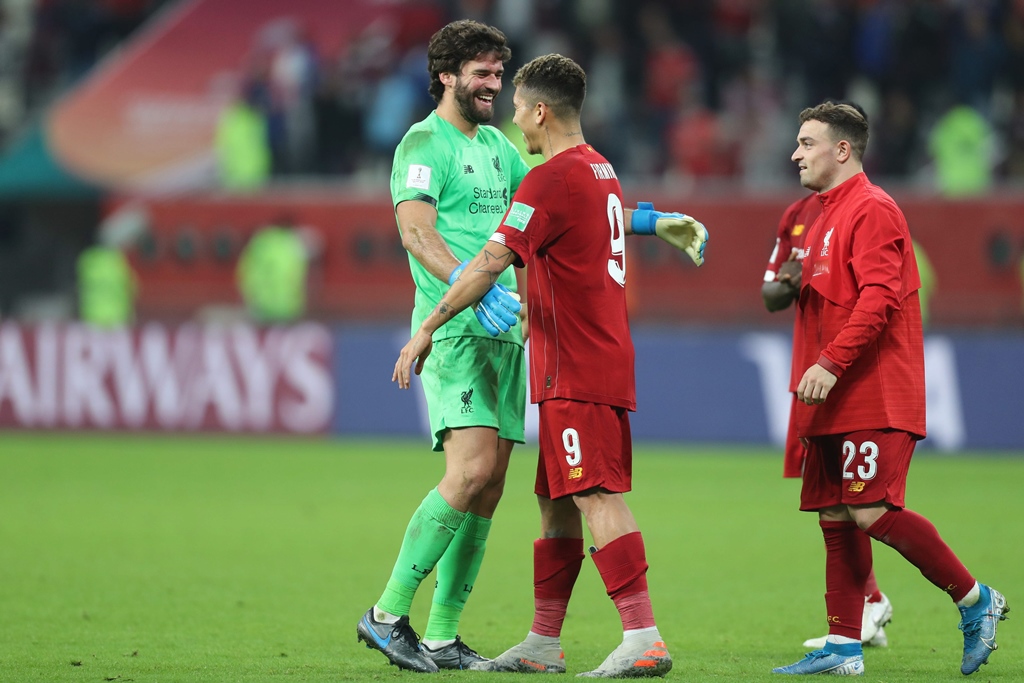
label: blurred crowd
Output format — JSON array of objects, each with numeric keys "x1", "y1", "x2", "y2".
[
  {"x1": 225, "y1": 0, "x2": 1024, "y2": 194},
  {"x1": 5, "y1": 0, "x2": 1024, "y2": 193},
  {"x1": 0, "y1": 0, "x2": 168, "y2": 147}
]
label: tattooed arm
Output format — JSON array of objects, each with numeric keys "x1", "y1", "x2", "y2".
[{"x1": 393, "y1": 243, "x2": 519, "y2": 388}]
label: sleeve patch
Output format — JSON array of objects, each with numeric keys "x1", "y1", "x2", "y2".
[
  {"x1": 406, "y1": 164, "x2": 432, "y2": 190},
  {"x1": 503, "y1": 201, "x2": 535, "y2": 231}
]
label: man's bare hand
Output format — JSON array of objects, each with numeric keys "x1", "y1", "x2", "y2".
[
  {"x1": 393, "y1": 330, "x2": 434, "y2": 389},
  {"x1": 797, "y1": 363, "x2": 837, "y2": 405}
]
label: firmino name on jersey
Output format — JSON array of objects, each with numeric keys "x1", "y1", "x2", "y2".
[{"x1": 590, "y1": 162, "x2": 617, "y2": 180}]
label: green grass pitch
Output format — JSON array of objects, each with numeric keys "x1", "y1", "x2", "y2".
[{"x1": 1, "y1": 433, "x2": 1021, "y2": 682}]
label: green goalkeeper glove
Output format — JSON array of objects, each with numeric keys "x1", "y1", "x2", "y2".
[{"x1": 632, "y1": 201, "x2": 708, "y2": 266}]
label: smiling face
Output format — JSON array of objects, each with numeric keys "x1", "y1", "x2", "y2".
[
  {"x1": 792, "y1": 118, "x2": 840, "y2": 192},
  {"x1": 450, "y1": 54, "x2": 504, "y2": 125},
  {"x1": 511, "y1": 88, "x2": 539, "y2": 155}
]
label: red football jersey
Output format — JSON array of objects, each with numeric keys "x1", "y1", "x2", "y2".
[
  {"x1": 792, "y1": 173, "x2": 926, "y2": 438},
  {"x1": 765, "y1": 193, "x2": 822, "y2": 478},
  {"x1": 491, "y1": 144, "x2": 635, "y2": 410},
  {"x1": 764, "y1": 193, "x2": 821, "y2": 282}
]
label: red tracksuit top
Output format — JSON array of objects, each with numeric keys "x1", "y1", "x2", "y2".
[{"x1": 791, "y1": 172, "x2": 926, "y2": 439}]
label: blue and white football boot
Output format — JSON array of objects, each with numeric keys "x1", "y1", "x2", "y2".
[
  {"x1": 959, "y1": 584, "x2": 1009, "y2": 675},
  {"x1": 773, "y1": 642, "x2": 864, "y2": 676}
]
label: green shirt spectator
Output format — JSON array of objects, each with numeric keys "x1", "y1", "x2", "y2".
[
  {"x1": 77, "y1": 245, "x2": 137, "y2": 327},
  {"x1": 928, "y1": 104, "x2": 993, "y2": 197},
  {"x1": 236, "y1": 225, "x2": 308, "y2": 324},
  {"x1": 215, "y1": 93, "x2": 271, "y2": 190}
]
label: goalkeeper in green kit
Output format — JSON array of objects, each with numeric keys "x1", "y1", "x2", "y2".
[{"x1": 357, "y1": 20, "x2": 708, "y2": 674}]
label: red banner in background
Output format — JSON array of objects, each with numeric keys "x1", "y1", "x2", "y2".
[
  {"x1": 121, "y1": 190, "x2": 1024, "y2": 328},
  {"x1": 124, "y1": 189, "x2": 412, "y2": 321},
  {"x1": 0, "y1": 322, "x2": 333, "y2": 433}
]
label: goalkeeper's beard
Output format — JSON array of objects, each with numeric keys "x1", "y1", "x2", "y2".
[{"x1": 455, "y1": 81, "x2": 496, "y2": 125}]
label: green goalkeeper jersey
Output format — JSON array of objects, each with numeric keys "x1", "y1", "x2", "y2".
[{"x1": 391, "y1": 111, "x2": 530, "y2": 345}]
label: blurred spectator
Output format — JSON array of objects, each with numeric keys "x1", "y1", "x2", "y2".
[
  {"x1": 949, "y1": 2, "x2": 1000, "y2": 116},
  {"x1": 798, "y1": 0, "x2": 857, "y2": 105},
  {"x1": 0, "y1": 4, "x2": 29, "y2": 148},
  {"x1": 636, "y1": 3, "x2": 701, "y2": 175},
  {"x1": 928, "y1": 103, "x2": 994, "y2": 197},
  {"x1": 868, "y1": 90, "x2": 919, "y2": 178},
  {"x1": 265, "y1": 18, "x2": 320, "y2": 175},
  {"x1": 667, "y1": 106, "x2": 739, "y2": 180},
  {"x1": 214, "y1": 81, "x2": 271, "y2": 191},
  {"x1": 1001, "y1": 0, "x2": 1024, "y2": 95},
  {"x1": 364, "y1": 47, "x2": 431, "y2": 172},
  {"x1": 236, "y1": 218, "x2": 308, "y2": 325},
  {"x1": 76, "y1": 204, "x2": 147, "y2": 328},
  {"x1": 77, "y1": 243, "x2": 136, "y2": 326},
  {"x1": 579, "y1": 20, "x2": 628, "y2": 170},
  {"x1": 1000, "y1": 91, "x2": 1024, "y2": 179},
  {"x1": 313, "y1": 49, "x2": 366, "y2": 175}
]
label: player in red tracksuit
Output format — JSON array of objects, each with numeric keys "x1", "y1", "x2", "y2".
[
  {"x1": 394, "y1": 53, "x2": 707, "y2": 680},
  {"x1": 773, "y1": 102, "x2": 1008, "y2": 678},
  {"x1": 763, "y1": 189, "x2": 894, "y2": 650}
]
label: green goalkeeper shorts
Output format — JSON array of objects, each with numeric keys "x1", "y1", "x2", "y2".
[{"x1": 420, "y1": 335, "x2": 526, "y2": 452}]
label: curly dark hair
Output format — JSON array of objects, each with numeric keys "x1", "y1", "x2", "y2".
[
  {"x1": 512, "y1": 54, "x2": 586, "y2": 120},
  {"x1": 426, "y1": 20, "x2": 511, "y2": 104},
  {"x1": 799, "y1": 102, "x2": 870, "y2": 161}
]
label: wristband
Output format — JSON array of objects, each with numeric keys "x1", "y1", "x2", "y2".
[
  {"x1": 448, "y1": 260, "x2": 470, "y2": 286},
  {"x1": 631, "y1": 201, "x2": 658, "y2": 235}
]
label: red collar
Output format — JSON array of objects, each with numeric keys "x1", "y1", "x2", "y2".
[{"x1": 818, "y1": 172, "x2": 869, "y2": 210}]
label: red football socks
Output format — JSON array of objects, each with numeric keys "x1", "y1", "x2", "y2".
[
  {"x1": 821, "y1": 520, "x2": 872, "y2": 640},
  {"x1": 866, "y1": 508, "x2": 975, "y2": 603},
  {"x1": 530, "y1": 537, "x2": 585, "y2": 637},
  {"x1": 592, "y1": 531, "x2": 656, "y2": 631}
]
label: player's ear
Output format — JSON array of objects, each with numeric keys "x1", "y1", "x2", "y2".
[
  {"x1": 439, "y1": 71, "x2": 456, "y2": 89},
  {"x1": 836, "y1": 140, "x2": 852, "y2": 163},
  {"x1": 535, "y1": 101, "x2": 549, "y2": 124}
]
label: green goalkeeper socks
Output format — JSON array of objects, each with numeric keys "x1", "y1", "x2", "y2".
[
  {"x1": 423, "y1": 512, "x2": 492, "y2": 642},
  {"x1": 376, "y1": 488, "x2": 466, "y2": 617}
]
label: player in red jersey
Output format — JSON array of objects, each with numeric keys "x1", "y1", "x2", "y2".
[
  {"x1": 763, "y1": 189, "x2": 894, "y2": 650},
  {"x1": 772, "y1": 102, "x2": 1008, "y2": 677},
  {"x1": 394, "y1": 53, "x2": 706, "y2": 679}
]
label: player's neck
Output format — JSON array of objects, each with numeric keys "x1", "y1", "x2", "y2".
[
  {"x1": 436, "y1": 100, "x2": 481, "y2": 138},
  {"x1": 540, "y1": 122, "x2": 585, "y2": 160},
  {"x1": 819, "y1": 165, "x2": 864, "y2": 194}
]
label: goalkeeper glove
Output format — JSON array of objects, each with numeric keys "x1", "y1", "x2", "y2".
[
  {"x1": 475, "y1": 283, "x2": 521, "y2": 336},
  {"x1": 632, "y1": 201, "x2": 709, "y2": 266},
  {"x1": 448, "y1": 260, "x2": 522, "y2": 336}
]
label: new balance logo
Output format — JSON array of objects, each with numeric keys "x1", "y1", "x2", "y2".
[
  {"x1": 464, "y1": 165, "x2": 475, "y2": 174},
  {"x1": 461, "y1": 388, "x2": 474, "y2": 414},
  {"x1": 848, "y1": 481, "x2": 865, "y2": 492}
]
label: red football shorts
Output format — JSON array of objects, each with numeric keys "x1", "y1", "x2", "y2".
[
  {"x1": 800, "y1": 428, "x2": 917, "y2": 511},
  {"x1": 535, "y1": 399, "x2": 633, "y2": 500}
]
